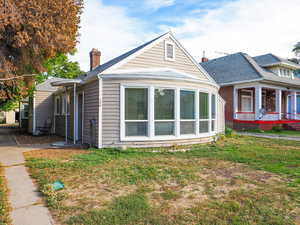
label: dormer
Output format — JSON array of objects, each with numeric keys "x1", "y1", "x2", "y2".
[{"x1": 253, "y1": 53, "x2": 300, "y2": 79}]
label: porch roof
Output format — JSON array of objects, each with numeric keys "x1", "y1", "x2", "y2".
[{"x1": 51, "y1": 79, "x2": 82, "y2": 87}]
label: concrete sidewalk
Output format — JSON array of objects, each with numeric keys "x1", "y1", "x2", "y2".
[
  {"x1": 0, "y1": 146, "x2": 55, "y2": 225},
  {"x1": 238, "y1": 132, "x2": 300, "y2": 141}
]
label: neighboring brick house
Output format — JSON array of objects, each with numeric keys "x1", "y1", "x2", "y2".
[{"x1": 201, "y1": 53, "x2": 300, "y2": 130}]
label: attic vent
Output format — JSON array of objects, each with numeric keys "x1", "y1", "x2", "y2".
[{"x1": 165, "y1": 41, "x2": 175, "y2": 61}]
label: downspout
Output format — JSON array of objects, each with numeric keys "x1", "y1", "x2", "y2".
[{"x1": 73, "y1": 83, "x2": 76, "y2": 144}]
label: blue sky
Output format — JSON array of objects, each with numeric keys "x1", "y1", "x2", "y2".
[{"x1": 71, "y1": 0, "x2": 300, "y2": 71}]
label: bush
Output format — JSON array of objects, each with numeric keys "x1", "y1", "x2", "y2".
[
  {"x1": 225, "y1": 127, "x2": 233, "y2": 137},
  {"x1": 272, "y1": 126, "x2": 283, "y2": 132}
]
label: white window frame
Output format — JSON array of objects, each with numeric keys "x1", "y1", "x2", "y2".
[
  {"x1": 179, "y1": 89, "x2": 197, "y2": 136},
  {"x1": 240, "y1": 90, "x2": 253, "y2": 112},
  {"x1": 54, "y1": 96, "x2": 61, "y2": 116},
  {"x1": 199, "y1": 91, "x2": 210, "y2": 134},
  {"x1": 61, "y1": 94, "x2": 70, "y2": 115},
  {"x1": 165, "y1": 41, "x2": 176, "y2": 62},
  {"x1": 120, "y1": 83, "x2": 217, "y2": 141}
]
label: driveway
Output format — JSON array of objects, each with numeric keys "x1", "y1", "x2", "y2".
[{"x1": 0, "y1": 130, "x2": 54, "y2": 225}]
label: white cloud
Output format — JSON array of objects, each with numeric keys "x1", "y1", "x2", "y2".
[
  {"x1": 166, "y1": 0, "x2": 300, "y2": 62},
  {"x1": 144, "y1": 0, "x2": 175, "y2": 10},
  {"x1": 70, "y1": 0, "x2": 154, "y2": 71}
]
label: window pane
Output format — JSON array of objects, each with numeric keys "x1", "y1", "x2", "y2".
[
  {"x1": 155, "y1": 89, "x2": 174, "y2": 120},
  {"x1": 180, "y1": 121, "x2": 195, "y2": 135},
  {"x1": 211, "y1": 94, "x2": 216, "y2": 119},
  {"x1": 126, "y1": 122, "x2": 147, "y2": 136},
  {"x1": 125, "y1": 88, "x2": 148, "y2": 120},
  {"x1": 167, "y1": 44, "x2": 174, "y2": 59},
  {"x1": 297, "y1": 96, "x2": 300, "y2": 114},
  {"x1": 211, "y1": 120, "x2": 215, "y2": 132},
  {"x1": 180, "y1": 90, "x2": 195, "y2": 119},
  {"x1": 155, "y1": 122, "x2": 174, "y2": 135},
  {"x1": 199, "y1": 121, "x2": 209, "y2": 133},
  {"x1": 199, "y1": 92, "x2": 209, "y2": 119}
]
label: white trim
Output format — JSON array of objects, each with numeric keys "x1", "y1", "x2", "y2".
[
  {"x1": 73, "y1": 83, "x2": 76, "y2": 144},
  {"x1": 75, "y1": 91, "x2": 84, "y2": 143},
  {"x1": 65, "y1": 88, "x2": 68, "y2": 143},
  {"x1": 32, "y1": 95, "x2": 36, "y2": 134},
  {"x1": 98, "y1": 78, "x2": 102, "y2": 148},
  {"x1": 100, "y1": 74, "x2": 219, "y2": 89},
  {"x1": 120, "y1": 83, "x2": 217, "y2": 142},
  {"x1": 165, "y1": 40, "x2": 176, "y2": 61}
]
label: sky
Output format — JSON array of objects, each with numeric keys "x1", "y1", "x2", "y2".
[{"x1": 71, "y1": 0, "x2": 300, "y2": 71}]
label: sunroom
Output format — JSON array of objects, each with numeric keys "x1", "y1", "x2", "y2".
[
  {"x1": 119, "y1": 81, "x2": 219, "y2": 142},
  {"x1": 233, "y1": 84, "x2": 300, "y2": 122}
]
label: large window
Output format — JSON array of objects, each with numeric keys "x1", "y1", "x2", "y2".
[
  {"x1": 125, "y1": 88, "x2": 148, "y2": 136},
  {"x1": 199, "y1": 92, "x2": 209, "y2": 133},
  {"x1": 155, "y1": 89, "x2": 175, "y2": 136},
  {"x1": 211, "y1": 94, "x2": 216, "y2": 132},
  {"x1": 180, "y1": 90, "x2": 195, "y2": 135},
  {"x1": 122, "y1": 86, "x2": 217, "y2": 140}
]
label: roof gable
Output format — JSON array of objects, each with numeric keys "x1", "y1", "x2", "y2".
[{"x1": 85, "y1": 32, "x2": 216, "y2": 84}]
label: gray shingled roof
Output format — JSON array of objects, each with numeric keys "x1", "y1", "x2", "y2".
[
  {"x1": 36, "y1": 78, "x2": 66, "y2": 92},
  {"x1": 84, "y1": 33, "x2": 167, "y2": 80},
  {"x1": 200, "y1": 52, "x2": 300, "y2": 87},
  {"x1": 200, "y1": 53, "x2": 262, "y2": 84},
  {"x1": 253, "y1": 53, "x2": 300, "y2": 68}
]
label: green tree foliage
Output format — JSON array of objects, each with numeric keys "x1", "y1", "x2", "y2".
[{"x1": 37, "y1": 53, "x2": 84, "y2": 83}]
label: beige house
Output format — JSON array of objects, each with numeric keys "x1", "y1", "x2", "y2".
[{"x1": 31, "y1": 32, "x2": 225, "y2": 148}]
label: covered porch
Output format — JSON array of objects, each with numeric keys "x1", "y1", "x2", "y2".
[{"x1": 233, "y1": 84, "x2": 300, "y2": 123}]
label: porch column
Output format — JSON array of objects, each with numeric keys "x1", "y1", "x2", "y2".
[
  {"x1": 291, "y1": 91, "x2": 297, "y2": 120},
  {"x1": 276, "y1": 89, "x2": 282, "y2": 120},
  {"x1": 255, "y1": 86, "x2": 262, "y2": 120},
  {"x1": 233, "y1": 87, "x2": 238, "y2": 119}
]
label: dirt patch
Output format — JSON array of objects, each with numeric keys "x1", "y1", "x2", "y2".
[
  {"x1": 24, "y1": 149, "x2": 88, "y2": 160},
  {"x1": 16, "y1": 134, "x2": 64, "y2": 145}
]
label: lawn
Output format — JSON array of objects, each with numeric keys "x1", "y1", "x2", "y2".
[
  {"x1": 0, "y1": 164, "x2": 10, "y2": 225},
  {"x1": 25, "y1": 135, "x2": 300, "y2": 225}
]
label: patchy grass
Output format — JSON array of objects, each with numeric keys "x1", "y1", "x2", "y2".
[
  {"x1": 25, "y1": 136, "x2": 300, "y2": 224},
  {"x1": 0, "y1": 165, "x2": 10, "y2": 225}
]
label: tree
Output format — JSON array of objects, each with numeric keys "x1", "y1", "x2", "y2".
[
  {"x1": 293, "y1": 42, "x2": 300, "y2": 58},
  {"x1": 0, "y1": 0, "x2": 83, "y2": 109},
  {"x1": 37, "y1": 53, "x2": 84, "y2": 83}
]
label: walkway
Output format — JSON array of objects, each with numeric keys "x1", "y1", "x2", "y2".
[
  {"x1": 238, "y1": 132, "x2": 300, "y2": 141},
  {"x1": 0, "y1": 130, "x2": 54, "y2": 225}
]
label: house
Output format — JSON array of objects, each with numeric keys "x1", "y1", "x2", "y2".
[
  {"x1": 23, "y1": 77, "x2": 65, "y2": 134},
  {"x1": 201, "y1": 52, "x2": 300, "y2": 130},
  {"x1": 46, "y1": 32, "x2": 225, "y2": 148}
]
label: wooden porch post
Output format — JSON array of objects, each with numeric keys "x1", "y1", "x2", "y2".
[
  {"x1": 276, "y1": 89, "x2": 282, "y2": 120},
  {"x1": 255, "y1": 86, "x2": 262, "y2": 120},
  {"x1": 233, "y1": 87, "x2": 238, "y2": 119}
]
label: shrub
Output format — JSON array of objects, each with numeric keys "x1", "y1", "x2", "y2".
[
  {"x1": 225, "y1": 127, "x2": 233, "y2": 137},
  {"x1": 272, "y1": 126, "x2": 283, "y2": 132}
]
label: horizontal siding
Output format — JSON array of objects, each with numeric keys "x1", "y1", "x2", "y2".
[
  {"x1": 82, "y1": 81, "x2": 99, "y2": 146},
  {"x1": 118, "y1": 37, "x2": 209, "y2": 81},
  {"x1": 102, "y1": 79, "x2": 220, "y2": 147},
  {"x1": 35, "y1": 91, "x2": 54, "y2": 130}
]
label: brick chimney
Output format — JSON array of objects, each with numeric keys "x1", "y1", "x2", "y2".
[
  {"x1": 90, "y1": 48, "x2": 101, "y2": 71},
  {"x1": 201, "y1": 50, "x2": 209, "y2": 62}
]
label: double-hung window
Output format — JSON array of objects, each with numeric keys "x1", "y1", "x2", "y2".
[
  {"x1": 55, "y1": 96, "x2": 61, "y2": 115},
  {"x1": 199, "y1": 92, "x2": 209, "y2": 133},
  {"x1": 125, "y1": 88, "x2": 148, "y2": 137},
  {"x1": 211, "y1": 94, "x2": 216, "y2": 132},
  {"x1": 155, "y1": 88, "x2": 175, "y2": 136},
  {"x1": 180, "y1": 90, "x2": 196, "y2": 135}
]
